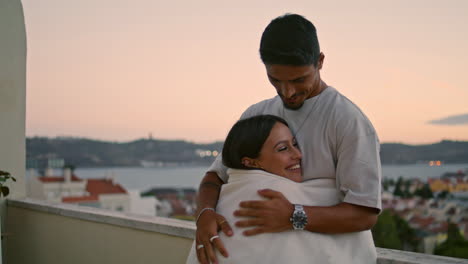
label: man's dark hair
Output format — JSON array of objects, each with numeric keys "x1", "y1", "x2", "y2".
[
  {"x1": 222, "y1": 115, "x2": 289, "y2": 170},
  {"x1": 260, "y1": 13, "x2": 320, "y2": 66}
]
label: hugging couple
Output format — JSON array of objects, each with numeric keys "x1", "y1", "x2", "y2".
[{"x1": 187, "y1": 13, "x2": 381, "y2": 264}]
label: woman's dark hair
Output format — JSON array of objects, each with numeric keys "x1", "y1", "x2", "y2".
[
  {"x1": 260, "y1": 13, "x2": 321, "y2": 66},
  {"x1": 222, "y1": 115, "x2": 289, "y2": 169}
]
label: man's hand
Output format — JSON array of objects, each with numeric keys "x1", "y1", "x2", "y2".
[
  {"x1": 196, "y1": 209, "x2": 233, "y2": 264},
  {"x1": 233, "y1": 189, "x2": 294, "y2": 236}
]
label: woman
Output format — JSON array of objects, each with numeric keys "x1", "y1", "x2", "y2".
[{"x1": 186, "y1": 115, "x2": 376, "y2": 264}]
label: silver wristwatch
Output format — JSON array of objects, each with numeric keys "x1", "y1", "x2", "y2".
[{"x1": 290, "y1": 204, "x2": 308, "y2": 230}]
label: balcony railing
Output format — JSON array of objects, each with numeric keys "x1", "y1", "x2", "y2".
[{"x1": 4, "y1": 198, "x2": 468, "y2": 264}]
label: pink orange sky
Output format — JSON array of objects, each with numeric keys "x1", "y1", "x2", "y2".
[{"x1": 23, "y1": 0, "x2": 468, "y2": 144}]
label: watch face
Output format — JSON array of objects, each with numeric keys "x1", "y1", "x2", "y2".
[{"x1": 292, "y1": 210, "x2": 308, "y2": 229}]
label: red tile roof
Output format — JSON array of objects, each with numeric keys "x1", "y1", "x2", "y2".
[
  {"x1": 38, "y1": 174, "x2": 83, "y2": 183},
  {"x1": 410, "y1": 216, "x2": 435, "y2": 229},
  {"x1": 62, "y1": 179, "x2": 127, "y2": 204},
  {"x1": 86, "y1": 178, "x2": 127, "y2": 195},
  {"x1": 62, "y1": 195, "x2": 98, "y2": 203},
  {"x1": 428, "y1": 222, "x2": 449, "y2": 233}
]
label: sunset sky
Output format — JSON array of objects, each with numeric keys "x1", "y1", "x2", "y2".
[{"x1": 23, "y1": 0, "x2": 468, "y2": 144}]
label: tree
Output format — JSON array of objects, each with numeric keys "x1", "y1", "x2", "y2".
[
  {"x1": 383, "y1": 179, "x2": 389, "y2": 191},
  {"x1": 393, "y1": 177, "x2": 404, "y2": 197},
  {"x1": 382, "y1": 178, "x2": 396, "y2": 192},
  {"x1": 434, "y1": 223, "x2": 468, "y2": 259},
  {"x1": 403, "y1": 180, "x2": 413, "y2": 198},
  {"x1": 393, "y1": 213, "x2": 419, "y2": 251},
  {"x1": 372, "y1": 209, "x2": 420, "y2": 252},
  {"x1": 437, "y1": 190, "x2": 451, "y2": 199},
  {"x1": 414, "y1": 183, "x2": 434, "y2": 199},
  {"x1": 372, "y1": 210, "x2": 402, "y2": 249}
]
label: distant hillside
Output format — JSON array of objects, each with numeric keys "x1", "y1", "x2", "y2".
[
  {"x1": 380, "y1": 140, "x2": 468, "y2": 164},
  {"x1": 27, "y1": 137, "x2": 223, "y2": 167},
  {"x1": 26, "y1": 137, "x2": 468, "y2": 167}
]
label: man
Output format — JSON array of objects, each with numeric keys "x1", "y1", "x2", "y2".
[{"x1": 195, "y1": 14, "x2": 381, "y2": 264}]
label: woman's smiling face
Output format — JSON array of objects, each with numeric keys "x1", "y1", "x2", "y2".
[{"x1": 248, "y1": 122, "x2": 302, "y2": 182}]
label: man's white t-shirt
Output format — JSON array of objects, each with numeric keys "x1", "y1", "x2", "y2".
[{"x1": 209, "y1": 86, "x2": 382, "y2": 211}]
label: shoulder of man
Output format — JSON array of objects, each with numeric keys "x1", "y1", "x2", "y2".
[
  {"x1": 240, "y1": 96, "x2": 280, "y2": 120},
  {"x1": 327, "y1": 88, "x2": 377, "y2": 136},
  {"x1": 335, "y1": 88, "x2": 370, "y2": 123}
]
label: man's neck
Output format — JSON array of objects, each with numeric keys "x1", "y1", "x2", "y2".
[{"x1": 308, "y1": 80, "x2": 328, "y2": 99}]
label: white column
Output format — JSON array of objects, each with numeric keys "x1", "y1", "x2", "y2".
[
  {"x1": 0, "y1": 1, "x2": 26, "y2": 261},
  {"x1": 0, "y1": 0, "x2": 27, "y2": 199}
]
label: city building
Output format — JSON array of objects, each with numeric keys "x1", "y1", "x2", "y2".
[
  {"x1": 27, "y1": 168, "x2": 130, "y2": 212},
  {"x1": 429, "y1": 178, "x2": 468, "y2": 193}
]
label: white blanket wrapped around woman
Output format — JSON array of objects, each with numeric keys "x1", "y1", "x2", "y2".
[{"x1": 186, "y1": 169, "x2": 377, "y2": 264}]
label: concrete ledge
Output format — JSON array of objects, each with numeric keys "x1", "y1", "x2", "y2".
[
  {"x1": 7, "y1": 198, "x2": 468, "y2": 264},
  {"x1": 7, "y1": 197, "x2": 196, "y2": 239},
  {"x1": 377, "y1": 247, "x2": 468, "y2": 264}
]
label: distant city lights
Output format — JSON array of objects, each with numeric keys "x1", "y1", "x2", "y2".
[
  {"x1": 196, "y1": 149, "x2": 219, "y2": 158},
  {"x1": 428, "y1": 160, "x2": 442, "y2": 166}
]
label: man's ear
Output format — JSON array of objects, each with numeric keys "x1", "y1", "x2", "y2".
[
  {"x1": 241, "y1": 157, "x2": 259, "y2": 168},
  {"x1": 317, "y1": 52, "x2": 325, "y2": 70}
]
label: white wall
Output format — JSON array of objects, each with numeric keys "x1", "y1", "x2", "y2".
[
  {"x1": 26, "y1": 175, "x2": 46, "y2": 200},
  {"x1": 42, "y1": 181, "x2": 88, "y2": 200},
  {"x1": 0, "y1": 0, "x2": 27, "y2": 198},
  {"x1": 0, "y1": 1, "x2": 27, "y2": 262},
  {"x1": 6, "y1": 200, "x2": 194, "y2": 264},
  {"x1": 99, "y1": 193, "x2": 131, "y2": 212}
]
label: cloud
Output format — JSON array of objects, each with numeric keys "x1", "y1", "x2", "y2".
[{"x1": 428, "y1": 113, "x2": 468, "y2": 126}]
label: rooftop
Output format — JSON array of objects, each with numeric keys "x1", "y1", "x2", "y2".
[
  {"x1": 38, "y1": 174, "x2": 83, "y2": 183},
  {"x1": 6, "y1": 198, "x2": 468, "y2": 264},
  {"x1": 86, "y1": 178, "x2": 127, "y2": 195}
]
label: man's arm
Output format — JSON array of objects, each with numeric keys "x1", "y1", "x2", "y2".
[
  {"x1": 304, "y1": 202, "x2": 378, "y2": 233},
  {"x1": 195, "y1": 172, "x2": 233, "y2": 264},
  {"x1": 234, "y1": 189, "x2": 378, "y2": 236}
]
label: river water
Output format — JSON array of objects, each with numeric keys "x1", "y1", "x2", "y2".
[{"x1": 69, "y1": 163, "x2": 468, "y2": 192}]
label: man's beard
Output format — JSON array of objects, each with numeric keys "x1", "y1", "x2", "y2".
[
  {"x1": 278, "y1": 91, "x2": 305, "y2": 110},
  {"x1": 282, "y1": 101, "x2": 304, "y2": 110}
]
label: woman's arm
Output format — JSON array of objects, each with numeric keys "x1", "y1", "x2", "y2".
[{"x1": 195, "y1": 171, "x2": 233, "y2": 264}]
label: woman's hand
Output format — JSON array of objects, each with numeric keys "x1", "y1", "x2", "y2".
[
  {"x1": 196, "y1": 209, "x2": 233, "y2": 264},
  {"x1": 233, "y1": 189, "x2": 294, "y2": 236}
]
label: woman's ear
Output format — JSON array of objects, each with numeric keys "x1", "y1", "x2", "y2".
[{"x1": 241, "y1": 157, "x2": 259, "y2": 168}]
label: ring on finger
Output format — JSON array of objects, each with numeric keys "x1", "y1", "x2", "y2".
[
  {"x1": 209, "y1": 235, "x2": 220, "y2": 243},
  {"x1": 218, "y1": 220, "x2": 227, "y2": 225},
  {"x1": 196, "y1": 244, "x2": 204, "y2": 250}
]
